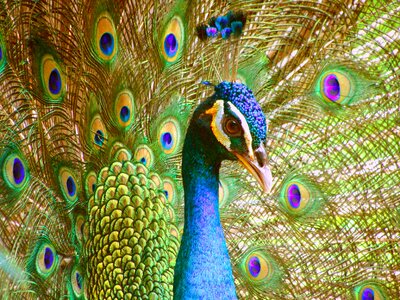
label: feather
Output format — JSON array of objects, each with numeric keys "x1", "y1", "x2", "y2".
[{"x1": 0, "y1": 0, "x2": 399, "y2": 299}]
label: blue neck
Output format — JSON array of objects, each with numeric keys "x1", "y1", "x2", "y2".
[{"x1": 173, "y1": 128, "x2": 237, "y2": 299}]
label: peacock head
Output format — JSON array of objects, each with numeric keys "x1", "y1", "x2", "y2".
[{"x1": 192, "y1": 81, "x2": 272, "y2": 192}]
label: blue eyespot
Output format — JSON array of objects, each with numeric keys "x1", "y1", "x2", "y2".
[
  {"x1": 13, "y1": 158, "x2": 25, "y2": 185},
  {"x1": 248, "y1": 256, "x2": 261, "y2": 278},
  {"x1": 92, "y1": 183, "x2": 96, "y2": 193},
  {"x1": 76, "y1": 271, "x2": 83, "y2": 290},
  {"x1": 140, "y1": 157, "x2": 147, "y2": 165},
  {"x1": 70, "y1": 267, "x2": 84, "y2": 297},
  {"x1": 164, "y1": 190, "x2": 169, "y2": 198},
  {"x1": 3, "y1": 153, "x2": 29, "y2": 189},
  {"x1": 287, "y1": 184, "x2": 301, "y2": 208},
  {"x1": 48, "y1": 68, "x2": 62, "y2": 95},
  {"x1": 361, "y1": 288, "x2": 374, "y2": 300},
  {"x1": 44, "y1": 247, "x2": 55, "y2": 269},
  {"x1": 100, "y1": 32, "x2": 114, "y2": 56},
  {"x1": 164, "y1": 33, "x2": 178, "y2": 58},
  {"x1": 0, "y1": 46, "x2": 3, "y2": 61},
  {"x1": 35, "y1": 242, "x2": 58, "y2": 278},
  {"x1": 120, "y1": 106, "x2": 130, "y2": 122},
  {"x1": 94, "y1": 130, "x2": 105, "y2": 146},
  {"x1": 323, "y1": 74, "x2": 340, "y2": 102},
  {"x1": 66, "y1": 176, "x2": 76, "y2": 197},
  {"x1": 161, "y1": 132, "x2": 173, "y2": 150}
]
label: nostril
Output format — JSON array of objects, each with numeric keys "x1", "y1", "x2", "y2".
[{"x1": 255, "y1": 146, "x2": 267, "y2": 167}]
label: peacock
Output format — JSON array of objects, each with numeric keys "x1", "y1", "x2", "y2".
[{"x1": 0, "y1": 0, "x2": 399, "y2": 299}]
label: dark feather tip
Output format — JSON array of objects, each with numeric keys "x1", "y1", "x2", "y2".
[
  {"x1": 208, "y1": 16, "x2": 216, "y2": 27},
  {"x1": 232, "y1": 11, "x2": 247, "y2": 27},
  {"x1": 196, "y1": 24, "x2": 208, "y2": 41},
  {"x1": 231, "y1": 21, "x2": 243, "y2": 37}
]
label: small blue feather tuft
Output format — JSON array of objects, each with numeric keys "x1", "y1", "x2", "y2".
[
  {"x1": 206, "y1": 27, "x2": 218, "y2": 38},
  {"x1": 220, "y1": 27, "x2": 232, "y2": 39},
  {"x1": 215, "y1": 16, "x2": 228, "y2": 31}
]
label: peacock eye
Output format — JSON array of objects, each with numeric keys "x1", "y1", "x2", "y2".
[{"x1": 223, "y1": 117, "x2": 242, "y2": 136}]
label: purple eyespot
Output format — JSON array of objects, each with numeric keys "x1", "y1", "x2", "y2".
[
  {"x1": 13, "y1": 158, "x2": 25, "y2": 185},
  {"x1": 248, "y1": 256, "x2": 261, "y2": 277},
  {"x1": 323, "y1": 74, "x2": 340, "y2": 102},
  {"x1": 44, "y1": 247, "x2": 54, "y2": 269},
  {"x1": 100, "y1": 32, "x2": 114, "y2": 56},
  {"x1": 161, "y1": 132, "x2": 173, "y2": 150},
  {"x1": 287, "y1": 184, "x2": 301, "y2": 208},
  {"x1": 48, "y1": 68, "x2": 61, "y2": 95},
  {"x1": 361, "y1": 288, "x2": 374, "y2": 300},
  {"x1": 164, "y1": 33, "x2": 178, "y2": 57}
]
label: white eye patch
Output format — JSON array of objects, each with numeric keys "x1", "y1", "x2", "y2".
[
  {"x1": 226, "y1": 102, "x2": 254, "y2": 159},
  {"x1": 205, "y1": 100, "x2": 254, "y2": 159},
  {"x1": 206, "y1": 100, "x2": 231, "y2": 150}
]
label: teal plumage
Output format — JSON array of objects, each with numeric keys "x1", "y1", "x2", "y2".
[{"x1": 0, "y1": 0, "x2": 399, "y2": 299}]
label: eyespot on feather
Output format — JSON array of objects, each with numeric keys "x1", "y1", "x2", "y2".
[
  {"x1": 115, "y1": 90, "x2": 135, "y2": 129},
  {"x1": 218, "y1": 180, "x2": 230, "y2": 207},
  {"x1": 35, "y1": 243, "x2": 58, "y2": 278},
  {"x1": 59, "y1": 168, "x2": 79, "y2": 204},
  {"x1": 85, "y1": 171, "x2": 97, "y2": 198},
  {"x1": 2, "y1": 153, "x2": 28, "y2": 190},
  {"x1": 90, "y1": 115, "x2": 107, "y2": 149},
  {"x1": 71, "y1": 266, "x2": 84, "y2": 297},
  {"x1": 317, "y1": 70, "x2": 355, "y2": 105},
  {"x1": 134, "y1": 145, "x2": 154, "y2": 168},
  {"x1": 354, "y1": 283, "x2": 386, "y2": 300},
  {"x1": 280, "y1": 178, "x2": 319, "y2": 217},
  {"x1": 161, "y1": 16, "x2": 184, "y2": 64},
  {"x1": 75, "y1": 215, "x2": 86, "y2": 244},
  {"x1": 158, "y1": 118, "x2": 181, "y2": 154},
  {"x1": 239, "y1": 249, "x2": 281, "y2": 289},
  {"x1": 162, "y1": 178, "x2": 177, "y2": 206},
  {"x1": 41, "y1": 55, "x2": 65, "y2": 101},
  {"x1": 95, "y1": 13, "x2": 117, "y2": 61}
]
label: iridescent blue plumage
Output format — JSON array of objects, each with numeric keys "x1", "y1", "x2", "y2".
[{"x1": 174, "y1": 82, "x2": 269, "y2": 299}]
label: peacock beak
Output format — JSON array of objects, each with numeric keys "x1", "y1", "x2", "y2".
[{"x1": 234, "y1": 144, "x2": 273, "y2": 193}]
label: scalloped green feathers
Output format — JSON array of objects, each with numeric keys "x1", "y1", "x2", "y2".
[{"x1": 84, "y1": 146, "x2": 179, "y2": 299}]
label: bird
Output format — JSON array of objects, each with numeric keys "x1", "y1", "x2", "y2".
[{"x1": 0, "y1": 0, "x2": 399, "y2": 299}]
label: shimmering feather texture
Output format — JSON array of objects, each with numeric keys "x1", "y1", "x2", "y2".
[{"x1": 0, "y1": 0, "x2": 399, "y2": 299}]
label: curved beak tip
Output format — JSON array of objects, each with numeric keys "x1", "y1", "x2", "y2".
[{"x1": 234, "y1": 152, "x2": 273, "y2": 194}]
